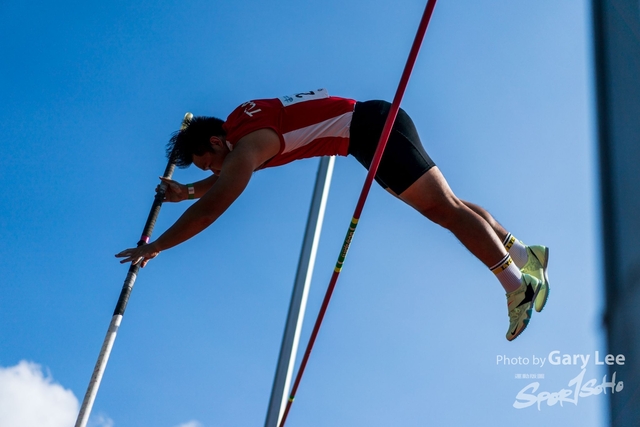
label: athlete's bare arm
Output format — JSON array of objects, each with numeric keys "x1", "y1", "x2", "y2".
[{"x1": 116, "y1": 129, "x2": 281, "y2": 266}]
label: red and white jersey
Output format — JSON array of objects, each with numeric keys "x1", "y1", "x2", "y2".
[{"x1": 222, "y1": 89, "x2": 356, "y2": 169}]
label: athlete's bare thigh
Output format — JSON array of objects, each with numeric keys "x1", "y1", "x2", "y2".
[{"x1": 396, "y1": 166, "x2": 459, "y2": 215}]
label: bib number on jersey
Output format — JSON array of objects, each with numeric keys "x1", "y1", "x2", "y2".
[{"x1": 278, "y1": 89, "x2": 329, "y2": 107}]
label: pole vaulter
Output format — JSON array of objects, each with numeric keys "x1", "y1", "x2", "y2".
[
  {"x1": 277, "y1": 1, "x2": 439, "y2": 425},
  {"x1": 74, "y1": 113, "x2": 193, "y2": 427},
  {"x1": 110, "y1": 0, "x2": 550, "y2": 419}
]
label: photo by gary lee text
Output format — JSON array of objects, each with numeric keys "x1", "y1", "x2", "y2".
[{"x1": 496, "y1": 350, "x2": 625, "y2": 369}]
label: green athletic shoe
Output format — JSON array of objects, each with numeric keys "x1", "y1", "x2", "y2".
[
  {"x1": 521, "y1": 245, "x2": 549, "y2": 312},
  {"x1": 506, "y1": 274, "x2": 541, "y2": 341}
]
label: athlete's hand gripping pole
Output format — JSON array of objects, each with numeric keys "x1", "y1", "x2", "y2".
[
  {"x1": 277, "y1": 1, "x2": 438, "y2": 425},
  {"x1": 74, "y1": 112, "x2": 193, "y2": 427}
]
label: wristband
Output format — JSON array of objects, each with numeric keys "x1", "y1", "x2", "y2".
[{"x1": 187, "y1": 184, "x2": 195, "y2": 199}]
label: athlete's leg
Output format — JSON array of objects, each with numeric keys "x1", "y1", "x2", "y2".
[
  {"x1": 397, "y1": 167, "x2": 542, "y2": 340},
  {"x1": 386, "y1": 190, "x2": 511, "y2": 254},
  {"x1": 461, "y1": 200, "x2": 534, "y2": 266},
  {"x1": 397, "y1": 167, "x2": 506, "y2": 268},
  {"x1": 462, "y1": 200, "x2": 549, "y2": 311},
  {"x1": 461, "y1": 201, "x2": 508, "y2": 242}
]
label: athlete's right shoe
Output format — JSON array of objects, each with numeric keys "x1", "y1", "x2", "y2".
[
  {"x1": 521, "y1": 245, "x2": 549, "y2": 312},
  {"x1": 506, "y1": 274, "x2": 541, "y2": 341}
]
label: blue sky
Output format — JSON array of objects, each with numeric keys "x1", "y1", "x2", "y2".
[{"x1": 0, "y1": 0, "x2": 609, "y2": 426}]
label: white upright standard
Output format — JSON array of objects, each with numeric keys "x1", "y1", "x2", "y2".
[{"x1": 264, "y1": 156, "x2": 335, "y2": 427}]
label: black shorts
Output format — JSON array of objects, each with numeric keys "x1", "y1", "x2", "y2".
[{"x1": 348, "y1": 100, "x2": 436, "y2": 195}]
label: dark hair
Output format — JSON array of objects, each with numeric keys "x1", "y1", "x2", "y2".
[{"x1": 166, "y1": 116, "x2": 226, "y2": 167}]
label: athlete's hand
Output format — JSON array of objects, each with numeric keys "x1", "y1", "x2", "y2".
[
  {"x1": 157, "y1": 177, "x2": 187, "y2": 202},
  {"x1": 115, "y1": 242, "x2": 161, "y2": 267}
]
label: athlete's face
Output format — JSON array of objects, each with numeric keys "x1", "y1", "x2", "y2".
[{"x1": 192, "y1": 136, "x2": 229, "y2": 174}]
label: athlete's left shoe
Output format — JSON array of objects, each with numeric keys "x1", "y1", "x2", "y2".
[
  {"x1": 521, "y1": 245, "x2": 550, "y2": 312},
  {"x1": 506, "y1": 274, "x2": 541, "y2": 341}
]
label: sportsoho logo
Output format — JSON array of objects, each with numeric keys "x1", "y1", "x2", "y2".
[{"x1": 496, "y1": 350, "x2": 625, "y2": 410}]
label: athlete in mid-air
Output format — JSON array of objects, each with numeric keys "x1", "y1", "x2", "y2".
[{"x1": 116, "y1": 89, "x2": 550, "y2": 341}]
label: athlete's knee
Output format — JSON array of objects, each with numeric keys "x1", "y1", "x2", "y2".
[{"x1": 419, "y1": 197, "x2": 465, "y2": 229}]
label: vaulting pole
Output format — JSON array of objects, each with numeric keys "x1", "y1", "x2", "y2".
[
  {"x1": 74, "y1": 112, "x2": 193, "y2": 427},
  {"x1": 265, "y1": 156, "x2": 335, "y2": 427},
  {"x1": 278, "y1": 1, "x2": 438, "y2": 425}
]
